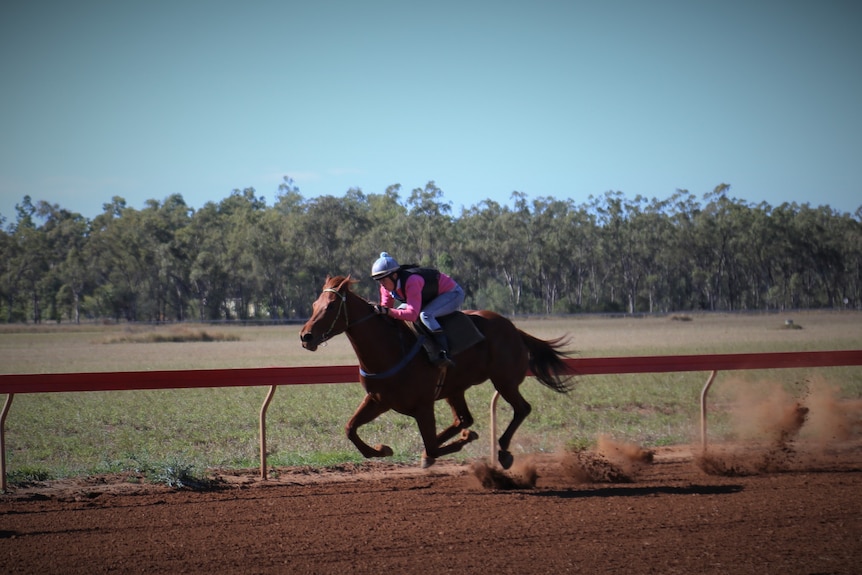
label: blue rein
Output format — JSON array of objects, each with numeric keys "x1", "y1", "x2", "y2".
[
  {"x1": 359, "y1": 335, "x2": 426, "y2": 379},
  {"x1": 322, "y1": 285, "x2": 425, "y2": 379}
]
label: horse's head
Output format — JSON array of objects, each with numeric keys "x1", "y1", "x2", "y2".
[{"x1": 300, "y1": 275, "x2": 358, "y2": 351}]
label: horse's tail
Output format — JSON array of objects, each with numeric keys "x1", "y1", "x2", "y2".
[{"x1": 519, "y1": 331, "x2": 576, "y2": 393}]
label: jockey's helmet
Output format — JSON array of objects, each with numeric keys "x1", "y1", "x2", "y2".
[{"x1": 371, "y1": 252, "x2": 400, "y2": 280}]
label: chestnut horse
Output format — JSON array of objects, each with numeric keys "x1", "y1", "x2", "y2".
[{"x1": 299, "y1": 275, "x2": 575, "y2": 469}]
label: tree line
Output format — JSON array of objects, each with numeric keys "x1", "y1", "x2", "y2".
[{"x1": 1, "y1": 178, "x2": 860, "y2": 323}]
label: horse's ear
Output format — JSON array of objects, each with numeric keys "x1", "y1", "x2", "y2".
[{"x1": 338, "y1": 275, "x2": 353, "y2": 292}]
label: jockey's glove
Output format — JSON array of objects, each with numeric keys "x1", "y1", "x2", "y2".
[{"x1": 373, "y1": 304, "x2": 390, "y2": 316}]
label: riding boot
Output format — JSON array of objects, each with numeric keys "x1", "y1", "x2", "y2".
[{"x1": 432, "y1": 331, "x2": 455, "y2": 368}]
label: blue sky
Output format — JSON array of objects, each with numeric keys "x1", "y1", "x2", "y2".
[{"x1": 2, "y1": 1, "x2": 860, "y2": 224}]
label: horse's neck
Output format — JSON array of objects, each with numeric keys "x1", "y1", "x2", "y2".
[{"x1": 344, "y1": 294, "x2": 408, "y2": 368}]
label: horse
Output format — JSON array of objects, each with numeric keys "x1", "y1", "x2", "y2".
[{"x1": 299, "y1": 275, "x2": 575, "y2": 469}]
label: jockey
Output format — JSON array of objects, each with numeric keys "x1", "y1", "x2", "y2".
[{"x1": 370, "y1": 252, "x2": 465, "y2": 368}]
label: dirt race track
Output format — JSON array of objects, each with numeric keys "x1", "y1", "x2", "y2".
[{"x1": 2, "y1": 442, "x2": 861, "y2": 575}]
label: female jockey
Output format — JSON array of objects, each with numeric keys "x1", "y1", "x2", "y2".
[{"x1": 370, "y1": 252, "x2": 465, "y2": 368}]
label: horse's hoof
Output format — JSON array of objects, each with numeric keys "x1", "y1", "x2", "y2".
[
  {"x1": 375, "y1": 444, "x2": 394, "y2": 457},
  {"x1": 421, "y1": 456, "x2": 436, "y2": 469},
  {"x1": 460, "y1": 429, "x2": 479, "y2": 443},
  {"x1": 498, "y1": 450, "x2": 514, "y2": 470}
]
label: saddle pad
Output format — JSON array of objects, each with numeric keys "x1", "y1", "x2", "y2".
[{"x1": 439, "y1": 312, "x2": 485, "y2": 356}]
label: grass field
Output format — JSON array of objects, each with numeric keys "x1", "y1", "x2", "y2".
[{"x1": 1, "y1": 311, "x2": 860, "y2": 485}]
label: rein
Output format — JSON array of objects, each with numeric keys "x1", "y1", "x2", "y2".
[{"x1": 359, "y1": 335, "x2": 426, "y2": 379}]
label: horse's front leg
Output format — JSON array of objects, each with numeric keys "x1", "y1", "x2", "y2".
[{"x1": 345, "y1": 393, "x2": 393, "y2": 459}]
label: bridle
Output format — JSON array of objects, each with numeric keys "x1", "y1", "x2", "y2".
[{"x1": 315, "y1": 287, "x2": 376, "y2": 346}]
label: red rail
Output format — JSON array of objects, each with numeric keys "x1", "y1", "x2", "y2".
[
  {"x1": 0, "y1": 364, "x2": 360, "y2": 394},
  {"x1": 3, "y1": 350, "x2": 860, "y2": 394},
  {"x1": 2, "y1": 349, "x2": 861, "y2": 490},
  {"x1": 565, "y1": 349, "x2": 862, "y2": 375}
]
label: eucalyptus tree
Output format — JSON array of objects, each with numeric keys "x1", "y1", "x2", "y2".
[
  {"x1": 2, "y1": 197, "x2": 48, "y2": 322},
  {"x1": 88, "y1": 197, "x2": 151, "y2": 321},
  {"x1": 528, "y1": 196, "x2": 576, "y2": 313},
  {"x1": 0, "y1": 203, "x2": 25, "y2": 321},
  {"x1": 87, "y1": 194, "x2": 194, "y2": 322},
  {"x1": 839, "y1": 210, "x2": 862, "y2": 308},
  {"x1": 695, "y1": 187, "x2": 796, "y2": 311},
  {"x1": 762, "y1": 202, "x2": 798, "y2": 309},
  {"x1": 248, "y1": 208, "x2": 301, "y2": 318},
  {"x1": 736, "y1": 201, "x2": 785, "y2": 310},
  {"x1": 691, "y1": 184, "x2": 736, "y2": 310},
  {"x1": 339, "y1": 188, "x2": 377, "y2": 277},
  {"x1": 559, "y1": 202, "x2": 599, "y2": 312},
  {"x1": 0, "y1": 223, "x2": 11, "y2": 320},
  {"x1": 634, "y1": 195, "x2": 676, "y2": 313},
  {"x1": 183, "y1": 200, "x2": 230, "y2": 320},
  {"x1": 296, "y1": 191, "x2": 373, "y2": 286},
  {"x1": 34, "y1": 201, "x2": 91, "y2": 323},
  {"x1": 714, "y1": 193, "x2": 758, "y2": 310},
  {"x1": 362, "y1": 185, "x2": 412, "y2": 271},
  {"x1": 663, "y1": 190, "x2": 702, "y2": 309},
  {"x1": 217, "y1": 188, "x2": 268, "y2": 319},
  {"x1": 141, "y1": 194, "x2": 194, "y2": 321},
  {"x1": 272, "y1": 181, "x2": 377, "y2": 316},
  {"x1": 271, "y1": 177, "x2": 313, "y2": 316},
  {"x1": 403, "y1": 181, "x2": 455, "y2": 270},
  {"x1": 792, "y1": 204, "x2": 846, "y2": 308},
  {"x1": 496, "y1": 196, "x2": 532, "y2": 313},
  {"x1": 364, "y1": 185, "x2": 409, "y2": 258},
  {"x1": 454, "y1": 199, "x2": 510, "y2": 311},
  {"x1": 349, "y1": 184, "x2": 419, "y2": 304},
  {"x1": 592, "y1": 191, "x2": 644, "y2": 313}
]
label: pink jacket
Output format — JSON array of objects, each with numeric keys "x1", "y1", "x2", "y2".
[{"x1": 378, "y1": 272, "x2": 457, "y2": 322}]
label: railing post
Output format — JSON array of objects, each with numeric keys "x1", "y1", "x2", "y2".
[
  {"x1": 1, "y1": 393, "x2": 14, "y2": 493},
  {"x1": 259, "y1": 385, "x2": 278, "y2": 480},
  {"x1": 489, "y1": 391, "x2": 500, "y2": 467},
  {"x1": 700, "y1": 371, "x2": 718, "y2": 453}
]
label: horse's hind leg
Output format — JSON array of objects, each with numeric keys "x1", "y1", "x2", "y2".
[
  {"x1": 345, "y1": 394, "x2": 394, "y2": 459},
  {"x1": 413, "y1": 403, "x2": 478, "y2": 468},
  {"x1": 435, "y1": 392, "x2": 477, "y2": 448},
  {"x1": 494, "y1": 381, "x2": 532, "y2": 470}
]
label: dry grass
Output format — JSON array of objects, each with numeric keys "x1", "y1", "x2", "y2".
[
  {"x1": 1, "y1": 311, "x2": 859, "y2": 374},
  {"x1": 102, "y1": 327, "x2": 241, "y2": 344}
]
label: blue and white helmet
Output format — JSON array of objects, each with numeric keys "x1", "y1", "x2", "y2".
[{"x1": 371, "y1": 252, "x2": 400, "y2": 280}]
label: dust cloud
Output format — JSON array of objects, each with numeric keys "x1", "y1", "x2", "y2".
[
  {"x1": 558, "y1": 435, "x2": 654, "y2": 484},
  {"x1": 470, "y1": 376, "x2": 860, "y2": 489},
  {"x1": 470, "y1": 457, "x2": 539, "y2": 490},
  {"x1": 469, "y1": 436, "x2": 655, "y2": 490},
  {"x1": 698, "y1": 376, "x2": 862, "y2": 476}
]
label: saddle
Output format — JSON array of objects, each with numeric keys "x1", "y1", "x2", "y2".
[{"x1": 409, "y1": 312, "x2": 485, "y2": 364}]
